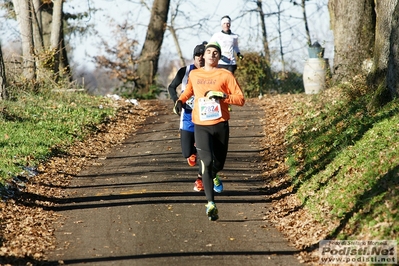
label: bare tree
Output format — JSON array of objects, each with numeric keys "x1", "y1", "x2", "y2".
[
  {"x1": 50, "y1": 0, "x2": 63, "y2": 78},
  {"x1": 8, "y1": 0, "x2": 70, "y2": 84},
  {"x1": 93, "y1": 21, "x2": 139, "y2": 92},
  {"x1": 300, "y1": 0, "x2": 312, "y2": 46},
  {"x1": 274, "y1": 0, "x2": 286, "y2": 73},
  {"x1": 168, "y1": 2, "x2": 185, "y2": 66},
  {"x1": 31, "y1": 0, "x2": 44, "y2": 53},
  {"x1": 135, "y1": 0, "x2": 171, "y2": 94},
  {"x1": 36, "y1": 0, "x2": 70, "y2": 79},
  {"x1": 0, "y1": 42, "x2": 7, "y2": 100},
  {"x1": 166, "y1": 1, "x2": 208, "y2": 68},
  {"x1": 12, "y1": 0, "x2": 36, "y2": 81},
  {"x1": 254, "y1": 0, "x2": 272, "y2": 64}
]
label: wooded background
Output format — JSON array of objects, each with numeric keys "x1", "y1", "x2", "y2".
[{"x1": 0, "y1": 0, "x2": 398, "y2": 102}]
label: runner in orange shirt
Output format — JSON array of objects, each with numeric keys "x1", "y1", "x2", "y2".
[{"x1": 173, "y1": 42, "x2": 245, "y2": 221}]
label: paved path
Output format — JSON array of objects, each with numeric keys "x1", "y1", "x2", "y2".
[{"x1": 47, "y1": 99, "x2": 302, "y2": 266}]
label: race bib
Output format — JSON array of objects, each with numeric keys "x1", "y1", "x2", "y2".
[{"x1": 198, "y1": 97, "x2": 222, "y2": 121}]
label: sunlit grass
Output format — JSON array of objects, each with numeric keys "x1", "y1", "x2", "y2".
[
  {"x1": 286, "y1": 88, "x2": 399, "y2": 241},
  {"x1": 0, "y1": 91, "x2": 117, "y2": 182}
]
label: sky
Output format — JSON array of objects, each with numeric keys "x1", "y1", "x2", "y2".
[{"x1": 0, "y1": 0, "x2": 333, "y2": 76}]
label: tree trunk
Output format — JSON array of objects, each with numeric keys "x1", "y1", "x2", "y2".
[
  {"x1": 256, "y1": 0, "x2": 271, "y2": 64},
  {"x1": 373, "y1": 0, "x2": 399, "y2": 98},
  {"x1": 50, "y1": 0, "x2": 63, "y2": 78},
  {"x1": 0, "y1": 43, "x2": 7, "y2": 100},
  {"x1": 12, "y1": 0, "x2": 36, "y2": 81},
  {"x1": 31, "y1": 0, "x2": 44, "y2": 53},
  {"x1": 256, "y1": 0, "x2": 274, "y2": 89},
  {"x1": 301, "y1": 0, "x2": 312, "y2": 46},
  {"x1": 59, "y1": 28, "x2": 71, "y2": 80},
  {"x1": 135, "y1": 0, "x2": 170, "y2": 94},
  {"x1": 328, "y1": 0, "x2": 375, "y2": 82},
  {"x1": 275, "y1": 0, "x2": 285, "y2": 73},
  {"x1": 38, "y1": 2, "x2": 53, "y2": 48},
  {"x1": 32, "y1": 1, "x2": 70, "y2": 81}
]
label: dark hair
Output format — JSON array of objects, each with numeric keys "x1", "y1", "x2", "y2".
[
  {"x1": 221, "y1": 15, "x2": 231, "y2": 21},
  {"x1": 193, "y1": 43, "x2": 206, "y2": 59}
]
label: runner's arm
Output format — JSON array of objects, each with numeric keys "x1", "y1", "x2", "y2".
[
  {"x1": 167, "y1": 67, "x2": 186, "y2": 102},
  {"x1": 222, "y1": 76, "x2": 245, "y2": 106},
  {"x1": 178, "y1": 77, "x2": 194, "y2": 103}
]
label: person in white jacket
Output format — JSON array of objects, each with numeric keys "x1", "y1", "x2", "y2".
[{"x1": 209, "y1": 15, "x2": 243, "y2": 74}]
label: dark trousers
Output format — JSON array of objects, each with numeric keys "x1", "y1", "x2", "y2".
[
  {"x1": 180, "y1": 129, "x2": 202, "y2": 176},
  {"x1": 194, "y1": 122, "x2": 229, "y2": 201}
]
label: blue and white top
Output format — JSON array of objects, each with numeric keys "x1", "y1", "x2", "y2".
[{"x1": 167, "y1": 64, "x2": 196, "y2": 132}]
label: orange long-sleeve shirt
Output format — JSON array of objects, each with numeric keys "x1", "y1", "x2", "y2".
[{"x1": 178, "y1": 67, "x2": 245, "y2": 126}]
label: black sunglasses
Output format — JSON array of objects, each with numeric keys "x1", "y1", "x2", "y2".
[{"x1": 195, "y1": 53, "x2": 203, "y2": 57}]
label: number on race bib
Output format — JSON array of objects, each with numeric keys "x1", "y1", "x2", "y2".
[{"x1": 198, "y1": 97, "x2": 222, "y2": 121}]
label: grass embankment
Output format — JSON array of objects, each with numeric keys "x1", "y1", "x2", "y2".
[
  {"x1": 0, "y1": 91, "x2": 117, "y2": 185},
  {"x1": 286, "y1": 88, "x2": 399, "y2": 242}
]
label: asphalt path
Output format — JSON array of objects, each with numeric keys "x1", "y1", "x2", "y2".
[{"x1": 46, "y1": 99, "x2": 302, "y2": 266}]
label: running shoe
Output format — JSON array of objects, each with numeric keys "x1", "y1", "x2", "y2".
[
  {"x1": 205, "y1": 201, "x2": 219, "y2": 221},
  {"x1": 213, "y1": 174, "x2": 223, "y2": 193},
  {"x1": 194, "y1": 178, "x2": 204, "y2": 192},
  {"x1": 187, "y1": 154, "x2": 197, "y2": 167}
]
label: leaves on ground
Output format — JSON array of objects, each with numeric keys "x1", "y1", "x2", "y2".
[
  {"x1": 0, "y1": 95, "x2": 323, "y2": 265},
  {"x1": 0, "y1": 100, "x2": 157, "y2": 265}
]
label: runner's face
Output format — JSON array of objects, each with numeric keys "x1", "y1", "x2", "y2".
[
  {"x1": 204, "y1": 48, "x2": 220, "y2": 67},
  {"x1": 222, "y1": 22, "x2": 230, "y2": 32},
  {"x1": 194, "y1": 54, "x2": 205, "y2": 68}
]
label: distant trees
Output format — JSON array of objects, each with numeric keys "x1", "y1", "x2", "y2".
[
  {"x1": 93, "y1": 20, "x2": 139, "y2": 95},
  {"x1": 4, "y1": 0, "x2": 398, "y2": 102},
  {"x1": 10, "y1": 0, "x2": 69, "y2": 83}
]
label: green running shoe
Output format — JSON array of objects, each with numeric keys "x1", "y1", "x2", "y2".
[
  {"x1": 213, "y1": 174, "x2": 223, "y2": 193},
  {"x1": 205, "y1": 201, "x2": 219, "y2": 221}
]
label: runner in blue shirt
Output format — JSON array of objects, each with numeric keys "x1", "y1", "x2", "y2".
[{"x1": 168, "y1": 42, "x2": 207, "y2": 192}]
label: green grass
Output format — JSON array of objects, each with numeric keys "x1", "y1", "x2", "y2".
[
  {"x1": 286, "y1": 89, "x2": 399, "y2": 242},
  {"x1": 0, "y1": 91, "x2": 117, "y2": 182}
]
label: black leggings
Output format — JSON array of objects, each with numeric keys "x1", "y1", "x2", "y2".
[
  {"x1": 180, "y1": 129, "x2": 202, "y2": 176},
  {"x1": 180, "y1": 129, "x2": 196, "y2": 158},
  {"x1": 194, "y1": 121, "x2": 229, "y2": 202}
]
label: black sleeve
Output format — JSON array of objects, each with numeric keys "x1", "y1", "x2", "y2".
[{"x1": 167, "y1": 67, "x2": 186, "y2": 103}]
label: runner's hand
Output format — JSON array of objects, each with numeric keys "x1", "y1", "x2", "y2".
[
  {"x1": 205, "y1": 91, "x2": 227, "y2": 100},
  {"x1": 173, "y1": 100, "x2": 182, "y2": 115},
  {"x1": 237, "y1": 53, "x2": 244, "y2": 60}
]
